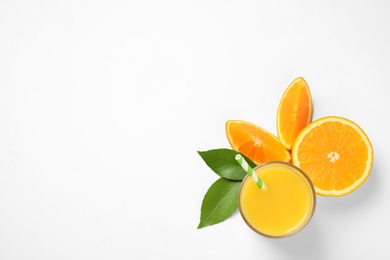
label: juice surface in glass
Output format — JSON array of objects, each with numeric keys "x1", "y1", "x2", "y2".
[{"x1": 238, "y1": 161, "x2": 316, "y2": 238}]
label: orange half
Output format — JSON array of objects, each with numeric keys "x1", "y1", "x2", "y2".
[
  {"x1": 226, "y1": 120, "x2": 291, "y2": 165},
  {"x1": 292, "y1": 116, "x2": 374, "y2": 196},
  {"x1": 277, "y1": 77, "x2": 313, "y2": 150}
]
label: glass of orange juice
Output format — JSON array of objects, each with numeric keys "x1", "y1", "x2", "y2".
[{"x1": 238, "y1": 161, "x2": 316, "y2": 238}]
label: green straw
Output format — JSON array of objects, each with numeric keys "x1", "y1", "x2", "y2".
[{"x1": 235, "y1": 154, "x2": 265, "y2": 189}]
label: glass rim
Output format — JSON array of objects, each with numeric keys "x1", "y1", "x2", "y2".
[{"x1": 238, "y1": 160, "x2": 317, "y2": 238}]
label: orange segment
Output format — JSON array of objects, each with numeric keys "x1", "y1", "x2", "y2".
[
  {"x1": 226, "y1": 120, "x2": 291, "y2": 165},
  {"x1": 292, "y1": 116, "x2": 374, "y2": 196},
  {"x1": 277, "y1": 77, "x2": 313, "y2": 150}
]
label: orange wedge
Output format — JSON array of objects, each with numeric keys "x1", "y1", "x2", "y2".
[
  {"x1": 292, "y1": 116, "x2": 374, "y2": 196},
  {"x1": 226, "y1": 120, "x2": 291, "y2": 165},
  {"x1": 277, "y1": 77, "x2": 313, "y2": 150}
]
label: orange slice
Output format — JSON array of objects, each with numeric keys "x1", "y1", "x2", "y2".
[
  {"x1": 292, "y1": 116, "x2": 374, "y2": 196},
  {"x1": 226, "y1": 120, "x2": 291, "y2": 165},
  {"x1": 277, "y1": 77, "x2": 313, "y2": 150}
]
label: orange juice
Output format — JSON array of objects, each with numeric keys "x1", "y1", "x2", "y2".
[{"x1": 238, "y1": 161, "x2": 316, "y2": 237}]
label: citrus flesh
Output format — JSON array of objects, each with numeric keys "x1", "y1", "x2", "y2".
[
  {"x1": 277, "y1": 77, "x2": 313, "y2": 150},
  {"x1": 226, "y1": 120, "x2": 291, "y2": 165},
  {"x1": 292, "y1": 116, "x2": 373, "y2": 196}
]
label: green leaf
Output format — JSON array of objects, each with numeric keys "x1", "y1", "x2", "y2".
[
  {"x1": 197, "y1": 148, "x2": 256, "y2": 180},
  {"x1": 198, "y1": 178, "x2": 241, "y2": 229}
]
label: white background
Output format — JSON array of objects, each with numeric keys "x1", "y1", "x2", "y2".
[{"x1": 1, "y1": 0, "x2": 389, "y2": 259}]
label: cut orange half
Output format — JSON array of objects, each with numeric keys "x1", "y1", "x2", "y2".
[
  {"x1": 226, "y1": 120, "x2": 291, "y2": 165},
  {"x1": 277, "y1": 77, "x2": 313, "y2": 150},
  {"x1": 292, "y1": 116, "x2": 374, "y2": 196}
]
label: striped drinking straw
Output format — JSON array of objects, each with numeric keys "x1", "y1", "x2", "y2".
[{"x1": 235, "y1": 154, "x2": 265, "y2": 189}]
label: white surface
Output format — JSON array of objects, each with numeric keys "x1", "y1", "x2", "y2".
[{"x1": 1, "y1": 0, "x2": 389, "y2": 259}]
